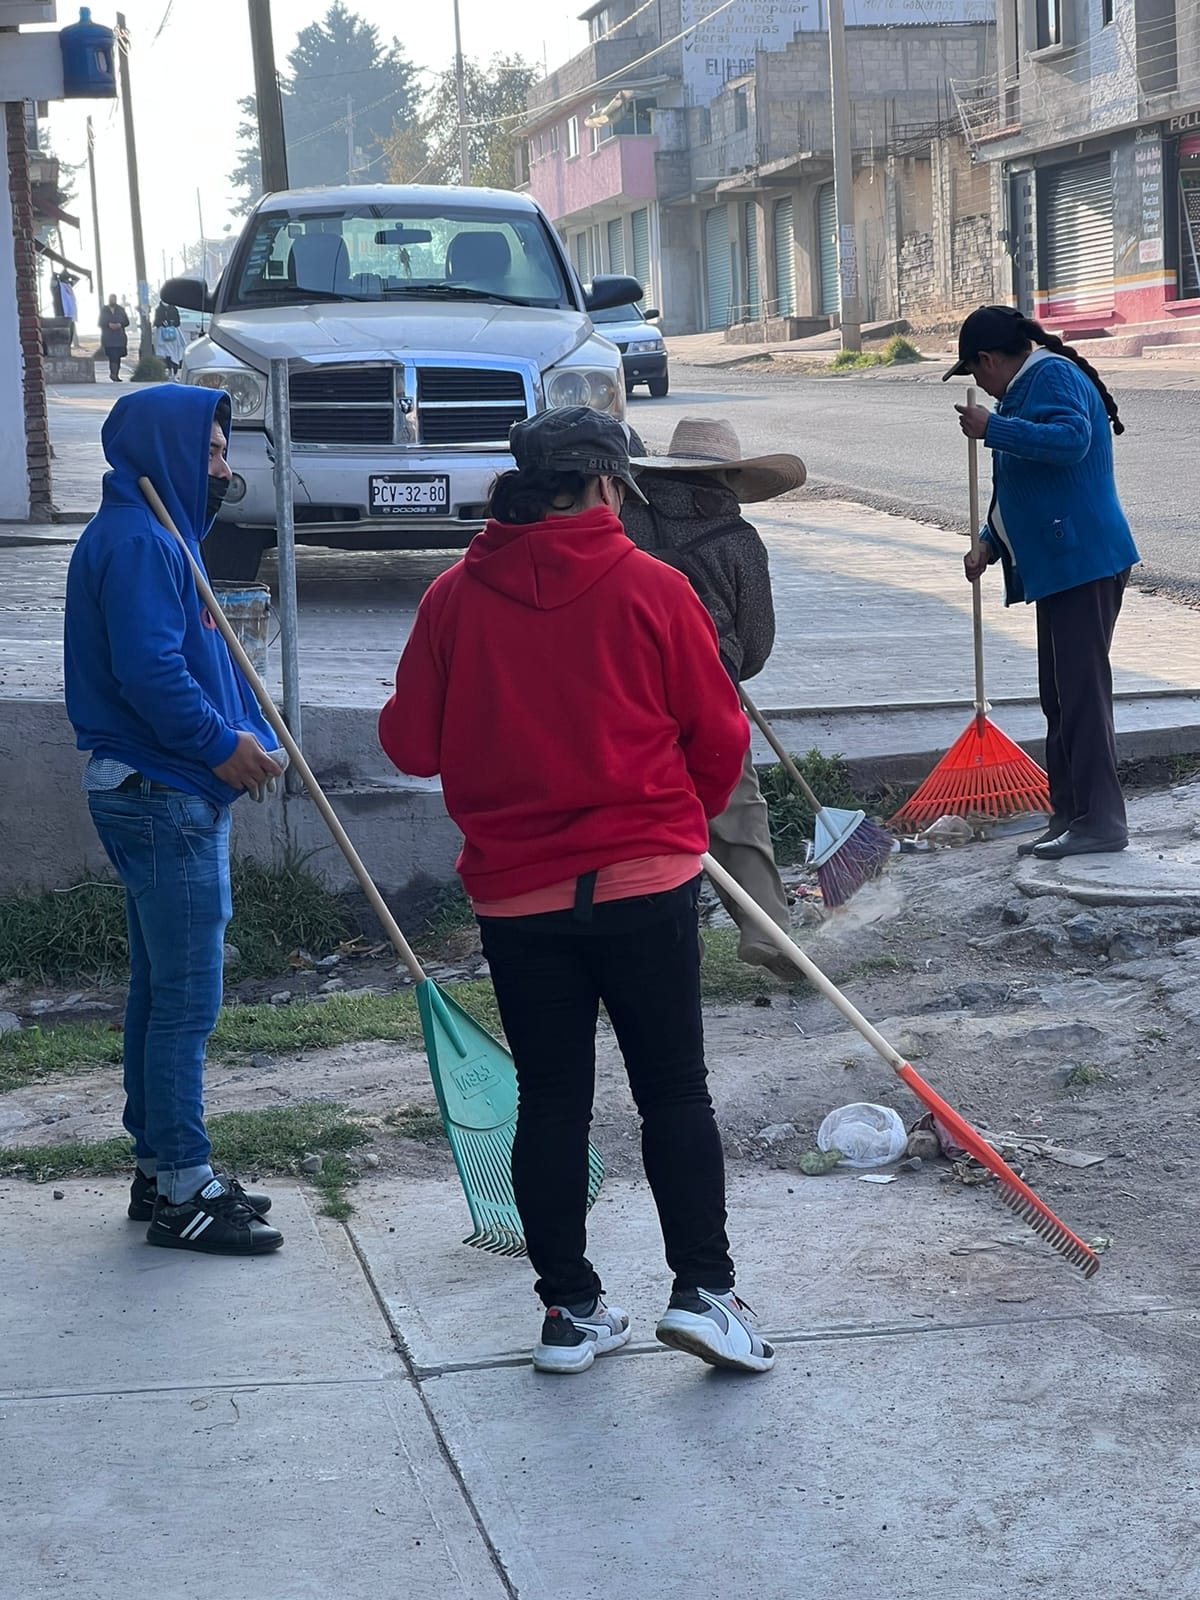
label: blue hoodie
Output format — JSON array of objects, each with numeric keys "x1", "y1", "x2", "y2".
[{"x1": 64, "y1": 385, "x2": 275, "y2": 805}]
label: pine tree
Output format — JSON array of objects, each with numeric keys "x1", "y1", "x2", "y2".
[{"x1": 229, "y1": 2, "x2": 422, "y2": 211}]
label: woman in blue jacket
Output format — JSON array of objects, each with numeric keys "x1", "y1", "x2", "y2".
[{"x1": 948, "y1": 306, "x2": 1139, "y2": 859}]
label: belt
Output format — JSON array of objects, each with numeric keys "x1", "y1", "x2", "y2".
[{"x1": 116, "y1": 773, "x2": 174, "y2": 794}]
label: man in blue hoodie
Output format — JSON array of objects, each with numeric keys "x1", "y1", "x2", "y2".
[{"x1": 65, "y1": 385, "x2": 285, "y2": 1254}]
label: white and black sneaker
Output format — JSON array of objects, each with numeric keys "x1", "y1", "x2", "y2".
[
  {"x1": 532, "y1": 1299, "x2": 632, "y2": 1374},
  {"x1": 656, "y1": 1288, "x2": 775, "y2": 1374},
  {"x1": 128, "y1": 1169, "x2": 272, "y2": 1222},
  {"x1": 147, "y1": 1177, "x2": 284, "y2": 1255}
]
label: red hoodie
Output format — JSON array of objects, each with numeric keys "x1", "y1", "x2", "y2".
[{"x1": 378, "y1": 505, "x2": 748, "y2": 901}]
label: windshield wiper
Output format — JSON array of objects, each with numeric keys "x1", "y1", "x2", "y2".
[
  {"x1": 239, "y1": 286, "x2": 374, "y2": 304},
  {"x1": 382, "y1": 283, "x2": 541, "y2": 308}
]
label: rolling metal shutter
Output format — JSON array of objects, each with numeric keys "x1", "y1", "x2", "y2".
[
  {"x1": 606, "y1": 217, "x2": 625, "y2": 275},
  {"x1": 772, "y1": 197, "x2": 795, "y2": 317},
  {"x1": 744, "y1": 202, "x2": 761, "y2": 320},
  {"x1": 818, "y1": 183, "x2": 840, "y2": 316},
  {"x1": 631, "y1": 207, "x2": 651, "y2": 297},
  {"x1": 1041, "y1": 156, "x2": 1115, "y2": 317},
  {"x1": 704, "y1": 206, "x2": 732, "y2": 330}
]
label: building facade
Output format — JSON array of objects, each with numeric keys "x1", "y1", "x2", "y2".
[
  {"x1": 963, "y1": 0, "x2": 1200, "y2": 341},
  {"x1": 522, "y1": 0, "x2": 995, "y2": 335}
]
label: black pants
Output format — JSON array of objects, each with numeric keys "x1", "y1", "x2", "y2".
[
  {"x1": 107, "y1": 354, "x2": 122, "y2": 381},
  {"x1": 478, "y1": 877, "x2": 735, "y2": 1308},
  {"x1": 1036, "y1": 569, "x2": 1130, "y2": 838}
]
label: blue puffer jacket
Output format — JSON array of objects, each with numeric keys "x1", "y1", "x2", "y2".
[{"x1": 980, "y1": 351, "x2": 1139, "y2": 605}]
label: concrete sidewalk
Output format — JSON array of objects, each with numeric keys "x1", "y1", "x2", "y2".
[
  {"x1": 3, "y1": 1164, "x2": 1197, "y2": 1598},
  {"x1": 5, "y1": 496, "x2": 1198, "y2": 771}
]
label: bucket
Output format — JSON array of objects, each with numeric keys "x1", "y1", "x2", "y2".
[{"x1": 212, "y1": 583, "x2": 271, "y2": 680}]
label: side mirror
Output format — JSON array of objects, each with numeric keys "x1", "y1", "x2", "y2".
[
  {"x1": 160, "y1": 276, "x2": 214, "y2": 314},
  {"x1": 585, "y1": 274, "x2": 644, "y2": 313},
  {"x1": 643, "y1": 308, "x2": 660, "y2": 322}
]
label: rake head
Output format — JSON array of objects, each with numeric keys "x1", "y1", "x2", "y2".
[
  {"x1": 416, "y1": 978, "x2": 604, "y2": 1255},
  {"x1": 814, "y1": 813, "x2": 896, "y2": 908},
  {"x1": 891, "y1": 713, "x2": 1051, "y2": 830},
  {"x1": 896, "y1": 1062, "x2": 1099, "y2": 1278}
]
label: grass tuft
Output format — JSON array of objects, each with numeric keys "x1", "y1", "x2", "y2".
[
  {"x1": 0, "y1": 1103, "x2": 368, "y2": 1217},
  {"x1": 0, "y1": 854, "x2": 352, "y2": 986}
]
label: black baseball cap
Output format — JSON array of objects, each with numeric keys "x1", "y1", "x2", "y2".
[
  {"x1": 943, "y1": 305, "x2": 1027, "y2": 381},
  {"x1": 509, "y1": 406, "x2": 647, "y2": 502}
]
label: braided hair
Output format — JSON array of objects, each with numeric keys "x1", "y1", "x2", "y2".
[{"x1": 999, "y1": 316, "x2": 1125, "y2": 436}]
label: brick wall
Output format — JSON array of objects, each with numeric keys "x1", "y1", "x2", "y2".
[
  {"x1": 952, "y1": 214, "x2": 994, "y2": 307},
  {"x1": 5, "y1": 103, "x2": 52, "y2": 519}
]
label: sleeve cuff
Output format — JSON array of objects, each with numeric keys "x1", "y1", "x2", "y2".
[{"x1": 199, "y1": 725, "x2": 239, "y2": 769}]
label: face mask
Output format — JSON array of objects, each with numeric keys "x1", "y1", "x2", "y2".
[{"x1": 205, "y1": 475, "x2": 230, "y2": 523}]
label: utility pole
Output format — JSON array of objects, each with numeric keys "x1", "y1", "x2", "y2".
[
  {"x1": 827, "y1": 0, "x2": 862, "y2": 353},
  {"x1": 86, "y1": 115, "x2": 104, "y2": 307},
  {"x1": 452, "y1": 0, "x2": 471, "y2": 185},
  {"x1": 346, "y1": 93, "x2": 354, "y2": 182},
  {"x1": 115, "y1": 14, "x2": 152, "y2": 362},
  {"x1": 248, "y1": 0, "x2": 289, "y2": 193}
]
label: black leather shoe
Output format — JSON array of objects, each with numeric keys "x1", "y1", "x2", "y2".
[
  {"x1": 1017, "y1": 818, "x2": 1069, "y2": 857},
  {"x1": 1032, "y1": 829, "x2": 1129, "y2": 860}
]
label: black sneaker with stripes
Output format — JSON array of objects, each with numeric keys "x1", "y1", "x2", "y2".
[
  {"x1": 146, "y1": 1176, "x2": 284, "y2": 1255},
  {"x1": 128, "y1": 1169, "x2": 273, "y2": 1222}
]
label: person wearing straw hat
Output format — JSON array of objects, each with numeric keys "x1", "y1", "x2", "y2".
[{"x1": 624, "y1": 418, "x2": 805, "y2": 981}]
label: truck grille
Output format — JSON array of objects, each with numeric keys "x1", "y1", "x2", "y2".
[{"x1": 286, "y1": 363, "x2": 530, "y2": 448}]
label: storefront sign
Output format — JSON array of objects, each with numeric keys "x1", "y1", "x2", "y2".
[
  {"x1": 1134, "y1": 128, "x2": 1164, "y2": 263},
  {"x1": 1169, "y1": 111, "x2": 1200, "y2": 132}
]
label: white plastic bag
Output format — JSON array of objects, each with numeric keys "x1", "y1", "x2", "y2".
[{"x1": 816, "y1": 1102, "x2": 908, "y2": 1169}]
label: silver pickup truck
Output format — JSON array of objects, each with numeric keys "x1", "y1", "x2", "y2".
[{"x1": 161, "y1": 184, "x2": 644, "y2": 580}]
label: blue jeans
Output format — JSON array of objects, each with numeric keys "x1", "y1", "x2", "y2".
[{"x1": 88, "y1": 783, "x2": 231, "y2": 1203}]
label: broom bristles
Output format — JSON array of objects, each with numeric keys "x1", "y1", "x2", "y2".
[
  {"x1": 816, "y1": 816, "x2": 895, "y2": 908},
  {"x1": 892, "y1": 713, "x2": 1051, "y2": 829}
]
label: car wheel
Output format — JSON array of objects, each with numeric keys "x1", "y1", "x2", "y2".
[
  {"x1": 648, "y1": 374, "x2": 669, "y2": 398},
  {"x1": 201, "y1": 523, "x2": 268, "y2": 583}
]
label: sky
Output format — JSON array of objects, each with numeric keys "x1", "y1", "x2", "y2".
[{"x1": 42, "y1": 1, "x2": 585, "y2": 331}]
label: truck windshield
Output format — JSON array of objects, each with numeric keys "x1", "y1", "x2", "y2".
[{"x1": 226, "y1": 203, "x2": 573, "y2": 310}]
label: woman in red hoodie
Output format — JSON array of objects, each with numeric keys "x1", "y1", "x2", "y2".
[{"x1": 379, "y1": 407, "x2": 775, "y2": 1377}]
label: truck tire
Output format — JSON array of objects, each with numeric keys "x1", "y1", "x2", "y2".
[
  {"x1": 648, "y1": 374, "x2": 669, "y2": 398},
  {"x1": 201, "y1": 523, "x2": 268, "y2": 583}
]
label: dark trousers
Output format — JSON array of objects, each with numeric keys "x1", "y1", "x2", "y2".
[
  {"x1": 477, "y1": 878, "x2": 735, "y2": 1308},
  {"x1": 107, "y1": 354, "x2": 122, "y2": 381},
  {"x1": 1036, "y1": 569, "x2": 1130, "y2": 838}
]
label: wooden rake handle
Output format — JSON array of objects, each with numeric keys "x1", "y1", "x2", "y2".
[
  {"x1": 966, "y1": 384, "x2": 988, "y2": 717},
  {"x1": 138, "y1": 477, "x2": 427, "y2": 987},
  {"x1": 738, "y1": 688, "x2": 824, "y2": 813},
  {"x1": 701, "y1": 851, "x2": 905, "y2": 1073}
]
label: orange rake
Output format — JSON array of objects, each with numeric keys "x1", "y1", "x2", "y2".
[
  {"x1": 703, "y1": 853, "x2": 1100, "y2": 1279},
  {"x1": 892, "y1": 387, "x2": 1050, "y2": 831}
]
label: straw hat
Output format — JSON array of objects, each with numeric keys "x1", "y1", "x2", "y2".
[{"x1": 629, "y1": 418, "x2": 806, "y2": 503}]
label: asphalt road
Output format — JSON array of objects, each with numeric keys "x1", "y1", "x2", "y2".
[{"x1": 633, "y1": 366, "x2": 1200, "y2": 597}]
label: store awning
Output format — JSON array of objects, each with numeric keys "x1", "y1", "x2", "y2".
[{"x1": 34, "y1": 238, "x2": 94, "y2": 286}]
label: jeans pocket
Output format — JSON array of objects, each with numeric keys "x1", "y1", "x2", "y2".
[
  {"x1": 169, "y1": 794, "x2": 226, "y2": 830},
  {"x1": 88, "y1": 801, "x2": 157, "y2": 897}
]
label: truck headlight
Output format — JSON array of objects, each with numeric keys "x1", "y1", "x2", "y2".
[
  {"x1": 189, "y1": 368, "x2": 267, "y2": 422},
  {"x1": 545, "y1": 366, "x2": 622, "y2": 416}
]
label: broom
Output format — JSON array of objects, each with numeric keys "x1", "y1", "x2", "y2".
[
  {"x1": 139, "y1": 478, "x2": 604, "y2": 1256},
  {"x1": 739, "y1": 688, "x2": 894, "y2": 908},
  {"x1": 891, "y1": 388, "x2": 1051, "y2": 830},
  {"x1": 703, "y1": 854, "x2": 1099, "y2": 1279}
]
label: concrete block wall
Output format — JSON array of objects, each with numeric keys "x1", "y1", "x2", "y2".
[
  {"x1": 952, "y1": 213, "x2": 995, "y2": 306},
  {"x1": 5, "y1": 102, "x2": 51, "y2": 520}
]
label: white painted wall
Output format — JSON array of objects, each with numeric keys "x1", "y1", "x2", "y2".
[{"x1": 0, "y1": 159, "x2": 29, "y2": 521}]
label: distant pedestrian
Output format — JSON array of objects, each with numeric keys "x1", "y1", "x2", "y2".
[
  {"x1": 624, "y1": 418, "x2": 806, "y2": 979},
  {"x1": 64, "y1": 384, "x2": 286, "y2": 1254},
  {"x1": 99, "y1": 293, "x2": 129, "y2": 381},
  {"x1": 379, "y1": 407, "x2": 775, "y2": 1377},
  {"x1": 950, "y1": 305, "x2": 1139, "y2": 858},
  {"x1": 153, "y1": 316, "x2": 187, "y2": 377}
]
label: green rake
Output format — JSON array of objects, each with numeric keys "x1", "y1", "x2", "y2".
[{"x1": 140, "y1": 477, "x2": 604, "y2": 1255}]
